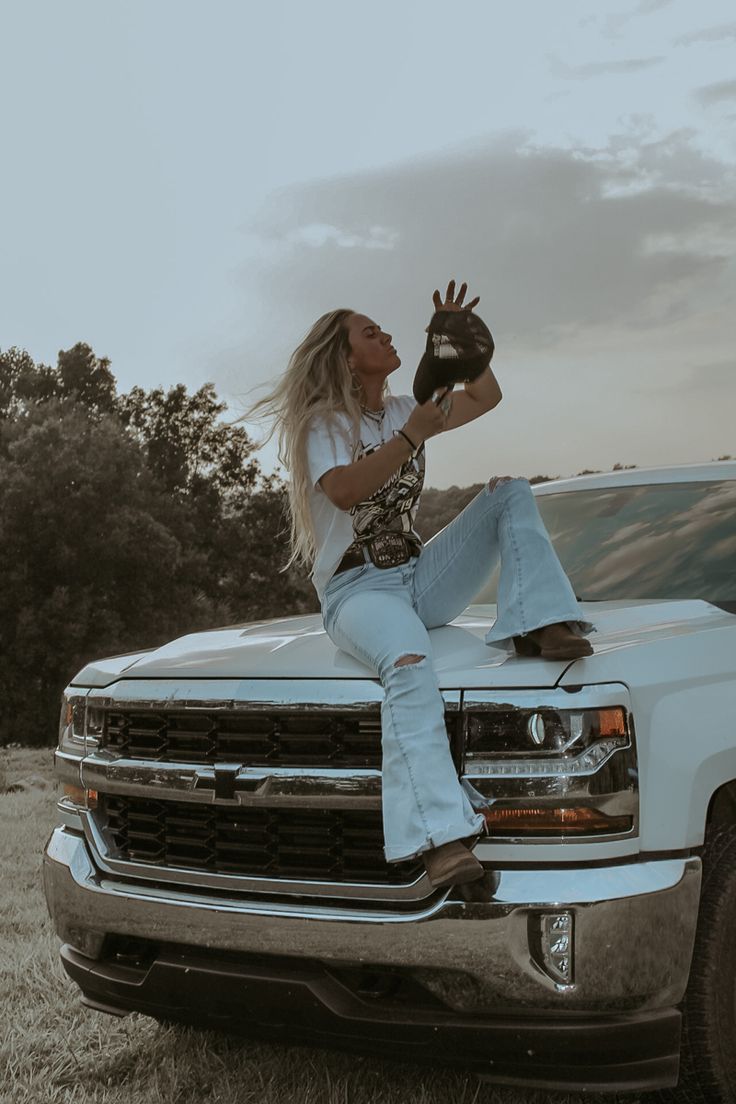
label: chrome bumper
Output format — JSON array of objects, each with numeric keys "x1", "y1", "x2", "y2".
[{"x1": 43, "y1": 826, "x2": 701, "y2": 1014}]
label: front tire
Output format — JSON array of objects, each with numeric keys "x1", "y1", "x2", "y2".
[{"x1": 666, "y1": 826, "x2": 736, "y2": 1103}]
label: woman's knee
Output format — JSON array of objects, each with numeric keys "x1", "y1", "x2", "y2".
[
  {"x1": 393, "y1": 653, "x2": 425, "y2": 667},
  {"x1": 379, "y1": 651, "x2": 429, "y2": 682},
  {"x1": 488, "y1": 475, "x2": 529, "y2": 493}
]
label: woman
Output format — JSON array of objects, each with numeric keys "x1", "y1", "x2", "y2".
[{"x1": 245, "y1": 279, "x2": 594, "y2": 888}]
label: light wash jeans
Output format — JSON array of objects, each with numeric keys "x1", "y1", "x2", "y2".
[{"x1": 320, "y1": 477, "x2": 595, "y2": 863}]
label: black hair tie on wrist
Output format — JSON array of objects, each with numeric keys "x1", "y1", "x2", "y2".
[{"x1": 394, "y1": 428, "x2": 418, "y2": 453}]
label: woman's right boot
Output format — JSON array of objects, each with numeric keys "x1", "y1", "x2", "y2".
[{"x1": 422, "y1": 840, "x2": 484, "y2": 887}]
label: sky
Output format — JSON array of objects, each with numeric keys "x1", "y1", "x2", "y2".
[{"x1": 1, "y1": 0, "x2": 734, "y2": 487}]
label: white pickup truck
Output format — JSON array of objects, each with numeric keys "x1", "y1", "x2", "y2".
[{"x1": 43, "y1": 461, "x2": 736, "y2": 1099}]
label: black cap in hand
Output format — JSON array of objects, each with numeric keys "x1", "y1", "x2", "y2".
[{"x1": 412, "y1": 309, "x2": 494, "y2": 405}]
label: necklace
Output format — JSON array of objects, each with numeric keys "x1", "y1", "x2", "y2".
[{"x1": 360, "y1": 403, "x2": 386, "y2": 443}]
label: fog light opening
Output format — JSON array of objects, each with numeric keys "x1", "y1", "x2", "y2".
[{"x1": 531, "y1": 911, "x2": 575, "y2": 990}]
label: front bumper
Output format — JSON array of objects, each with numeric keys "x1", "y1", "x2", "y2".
[{"x1": 43, "y1": 827, "x2": 701, "y2": 1092}]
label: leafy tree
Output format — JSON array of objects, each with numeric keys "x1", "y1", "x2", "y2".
[
  {"x1": 0, "y1": 342, "x2": 118, "y2": 422},
  {"x1": 0, "y1": 347, "x2": 60, "y2": 418},
  {"x1": 118, "y1": 382, "x2": 259, "y2": 498},
  {"x1": 0, "y1": 402, "x2": 198, "y2": 743},
  {"x1": 0, "y1": 344, "x2": 321, "y2": 745},
  {"x1": 116, "y1": 382, "x2": 318, "y2": 620},
  {"x1": 213, "y1": 477, "x2": 317, "y2": 622},
  {"x1": 57, "y1": 343, "x2": 117, "y2": 415}
]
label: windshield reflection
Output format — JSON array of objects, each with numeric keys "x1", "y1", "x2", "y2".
[{"x1": 471, "y1": 480, "x2": 736, "y2": 606}]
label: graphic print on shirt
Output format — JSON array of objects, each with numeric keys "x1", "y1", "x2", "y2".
[{"x1": 348, "y1": 438, "x2": 426, "y2": 546}]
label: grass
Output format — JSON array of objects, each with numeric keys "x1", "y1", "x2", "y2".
[{"x1": 1, "y1": 747, "x2": 639, "y2": 1104}]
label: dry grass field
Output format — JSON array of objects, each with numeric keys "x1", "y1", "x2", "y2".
[{"x1": 0, "y1": 747, "x2": 641, "y2": 1104}]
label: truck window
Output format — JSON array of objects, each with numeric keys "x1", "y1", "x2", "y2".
[{"x1": 471, "y1": 479, "x2": 736, "y2": 611}]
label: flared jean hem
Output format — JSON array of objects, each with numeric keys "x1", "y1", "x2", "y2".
[{"x1": 383, "y1": 809, "x2": 487, "y2": 864}]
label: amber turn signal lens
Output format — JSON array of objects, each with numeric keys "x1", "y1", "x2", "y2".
[
  {"x1": 597, "y1": 708, "x2": 627, "y2": 737},
  {"x1": 62, "y1": 784, "x2": 97, "y2": 809},
  {"x1": 482, "y1": 805, "x2": 632, "y2": 835}
]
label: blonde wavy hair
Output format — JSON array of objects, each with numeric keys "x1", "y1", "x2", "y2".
[{"x1": 239, "y1": 308, "x2": 390, "y2": 573}]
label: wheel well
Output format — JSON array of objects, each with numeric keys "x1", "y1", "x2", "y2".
[{"x1": 706, "y1": 779, "x2": 736, "y2": 831}]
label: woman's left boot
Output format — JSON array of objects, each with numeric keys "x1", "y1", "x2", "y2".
[{"x1": 513, "y1": 622, "x2": 593, "y2": 660}]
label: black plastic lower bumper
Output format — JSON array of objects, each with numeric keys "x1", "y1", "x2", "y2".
[{"x1": 61, "y1": 943, "x2": 681, "y2": 1092}]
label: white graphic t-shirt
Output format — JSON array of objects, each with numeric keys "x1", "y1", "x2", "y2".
[{"x1": 305, "y1": 394, "x2": 424, "y2": 600}]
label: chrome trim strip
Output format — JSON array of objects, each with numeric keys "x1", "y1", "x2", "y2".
[
  {"x1": 80, "y1": 810, "x2": 432, "y2": 904},
  {"x1": 96, "y1": 875, "x2": 442, "y2": 921},
  {"x1": 54, "y1": 749, "x2": 83, "y2": 786},
  {"x1": 56, "y1": 798, "x2": 85, "y2": 832},
  {"x1": 81, "y1": 754, "x2": 384, "y2": 807}
]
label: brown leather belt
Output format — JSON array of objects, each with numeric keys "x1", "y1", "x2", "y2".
[{"x1": 333, "y1": 546, "x2": 369, "y2": 576}]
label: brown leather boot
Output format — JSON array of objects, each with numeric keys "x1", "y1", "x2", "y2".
[
  {"x1": 513, "y1": 621, "x2": 593, "y2": 660},
  {"x1": 422, "y1": 840, "x2": 484, "y2": 888}
]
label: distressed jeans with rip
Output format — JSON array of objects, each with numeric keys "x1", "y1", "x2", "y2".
[{"x1": 320, "y1": 477, "x2": 595, "y2": 863}]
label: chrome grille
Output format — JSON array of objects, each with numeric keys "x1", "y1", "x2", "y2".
[{"x1": 102, "y1": 794, "x2": 423, "y2": 885}]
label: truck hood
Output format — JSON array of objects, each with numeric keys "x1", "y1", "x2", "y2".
[{"x1": 72, "y1": 598, "x2": 733, "y2": 690}]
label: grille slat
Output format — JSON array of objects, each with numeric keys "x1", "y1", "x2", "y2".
[{"x1": 102, "y1": 795, "x2": 422, "y2": 886}]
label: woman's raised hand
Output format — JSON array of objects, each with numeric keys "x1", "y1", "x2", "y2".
[
  {"x1": 432, "y1": 278, "x2": 480, "y2": 314},
  {"x1": 425, "y1": 279, "x2": 480, "y2": 331}
]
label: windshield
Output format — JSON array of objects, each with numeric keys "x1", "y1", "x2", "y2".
[{"x1": 471, "y1": 479, "x2": 736, "y2": 610}]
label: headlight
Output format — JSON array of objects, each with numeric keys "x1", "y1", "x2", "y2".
[
  {"x1": 58, "y1": 691, "x2": 104, "y2": 755},
  {"x1": 462, "y1": 692, "x2": 638, "y2": 839},
  {"x1": 464, "y1": 707, "x2": 629, "y2": 777}
]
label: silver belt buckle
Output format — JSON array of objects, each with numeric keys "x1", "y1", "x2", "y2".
[{"x1": 366, "y1": 532, "x2": 412, "y2": 569}]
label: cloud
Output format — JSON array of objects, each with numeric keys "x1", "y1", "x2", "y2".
[
  {"x1": 237, "y1": 129, "x2": 736, "y2": 360},
  {"x1": 674, "y1": 21, "x2": 736, "y2": 46},
  {"x1": 686, "y1": 360, "x2": 736, "y2": 389},
  {"x1": 636, "y1": 358, "x2": 735, "y2": 394},
  {"x1": 695, "y1": 79, "x2": 736, "y2": 106},
  {"x1": 549, "y1": 55, "x2": 664, "y2": 79},
  {"x1": 285, "y1": 223, "x2": 398, "y2": 250},
  {"x1": 634, "y1": 0, "x2": 673, "y2": 13},
  {"x1": 580, "y1": 1, "x2": 674, "y2": 40}
]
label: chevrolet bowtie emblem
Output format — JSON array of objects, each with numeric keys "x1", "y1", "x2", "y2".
[{"x1": 213, "y1": 762, "x2": 241, "y2": 801}]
